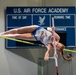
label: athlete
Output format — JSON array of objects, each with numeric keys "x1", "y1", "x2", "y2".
[{"x1": 0, "y1": 25, "x2": 72, "y2": 61}]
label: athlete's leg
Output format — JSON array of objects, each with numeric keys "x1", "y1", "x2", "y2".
[
  {"x1": 0, "y1": 25, "x2": 39, "y2": 35},
  {"x1": 2, "y1": 33, "x2": 36, "y2": 41},
  {"x1": 15, "y1": 33, "x2": 36, "y2": 40},
  {"x1": 17, "y1": 25, "x2": 39, "y2": 34}
]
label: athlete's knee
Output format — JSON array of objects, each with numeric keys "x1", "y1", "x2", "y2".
[{"x1": 32, "y1": 25, "x2": 39, "y2": 27}]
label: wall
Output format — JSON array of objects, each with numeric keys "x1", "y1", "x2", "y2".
[
  {"x1": 0, "y1": 0, "x2": 76, "y2": 75},
  {"x1": 45, "y1": 0, "x2": 76, "y2": 6}
]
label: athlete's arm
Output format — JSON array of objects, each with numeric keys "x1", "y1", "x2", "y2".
[
  {"x1": 47, "y1": 27, "x2": 60, "y2": 41},
  {"x1": 53, "y1": 32, "x2": 60, "y2": 41},
  {"x1": 44, "y1": 44, "x2": 53, "y2": 61}
]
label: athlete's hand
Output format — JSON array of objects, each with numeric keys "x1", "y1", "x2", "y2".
[
  {"x1": 44, "y1": 56, "x2": 49, "y2": 61},
  {"x1": 54, "y1": 54, "x2": 58, "y2": 58},
  {"x1": 52, "y1": 27, "x2": 55, "y2": 31}
]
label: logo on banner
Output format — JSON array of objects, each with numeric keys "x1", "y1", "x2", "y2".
[{"x1": 38, "y1": 16, "x2": 45, "y2": 25}]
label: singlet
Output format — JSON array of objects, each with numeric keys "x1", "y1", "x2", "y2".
[{"x1": 32, "y1": 26, "x2": 53, "y2": 45}]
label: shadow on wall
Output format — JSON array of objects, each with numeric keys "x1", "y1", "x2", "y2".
[{"x1": 6, "y1": 47, "x2": 47, "y2": 65}]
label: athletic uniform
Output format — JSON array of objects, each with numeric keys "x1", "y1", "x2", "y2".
[{"x1": 33, "y1": 26, "x2": 53, "y2": 45}]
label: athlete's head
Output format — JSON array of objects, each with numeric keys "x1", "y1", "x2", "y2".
[
  {"x1": 55, "y1": 42, "x2": 72, "y2": 61},
  {"x1": 52, "y1": 41, "x2": 64, "y2": 51},
  {"x1": 56, "y1": 42, "x2": 65, "y2": 51}
]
